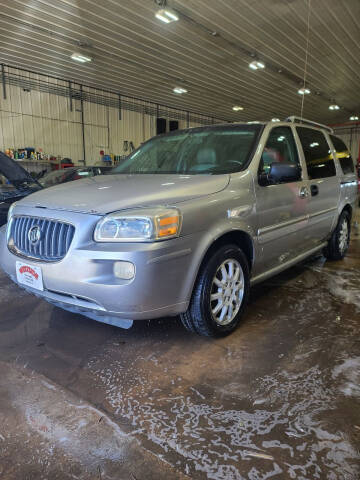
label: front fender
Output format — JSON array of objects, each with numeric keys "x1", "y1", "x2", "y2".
[{"x1": 179, "y1": 216, "x2": 258, "y2": 305}]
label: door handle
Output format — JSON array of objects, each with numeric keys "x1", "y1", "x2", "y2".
[
  {"x1": 299, "y1": 186, "x2": 309, "y2": 198},
  {"x1": 310, "y1": 184, "x2": 319, "y2": 196}
]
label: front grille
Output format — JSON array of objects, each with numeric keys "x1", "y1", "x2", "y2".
[{"x1": 10, "y1": 216, "x2": 75, "y2": 261}]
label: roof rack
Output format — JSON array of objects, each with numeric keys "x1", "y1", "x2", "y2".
[{"x1": 285, "y1": 116, "x2": 334, "y2": 134}]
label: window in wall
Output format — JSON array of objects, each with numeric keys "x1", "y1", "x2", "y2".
[
  {"x1": 297, "y1": 127, "x2": 336, "y2": 179},
  {"x1": 156, "y1": 118, "x2": 167, "y2": 135},
  {"x1": 330, "y1": 135, "x2": 354, "y2": 174},
  {"x1": 258, "y1": 126, "x2": 300, "y2": 182},
  {"x1": 169, "y1": 120, "x2": 179, "y2": 131}
]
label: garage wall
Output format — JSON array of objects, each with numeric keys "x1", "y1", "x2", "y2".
[
  {"x1": 0, "y1": 76, "x2": 84, "y2": 161},
  {"x1": 0, "y1": 78, "x2": 157, "y2": 164},
  {"x1": 0, "y1": 66, "x2": 221, "y2": 165}
]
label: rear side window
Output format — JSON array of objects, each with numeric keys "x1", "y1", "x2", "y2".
[
  {"x1": 297, "y1": 127, "x2": 336, "y2": 179},
  {"x1": 330, "y1": 135, "x2": 354, "y2": 174}
]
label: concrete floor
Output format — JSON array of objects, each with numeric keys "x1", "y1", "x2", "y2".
[{"x1": 0, "y1": 212, "x2": 359, "y2": 480}]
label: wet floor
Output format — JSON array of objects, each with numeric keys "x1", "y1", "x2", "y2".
[{"x1": 0, "y1": 212, "x2": 359, "y2": 479}]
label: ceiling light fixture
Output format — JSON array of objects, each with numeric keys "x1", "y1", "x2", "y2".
[
  {"x1": 71, "y1": 52, "x2": 92, "y2": 63},
  {"x1": 271, "y1": 118, "x2": 280, "y2": 122},
  {"x1": 232, "y1": 106, "x2": 244, "y2": 111},
  {"x1": 329, "y1": 104, "x2": 340, "y2": 110},
  {"x1": 173, "y1": 86, "x2": 187, "y2": 94},
  {"x1": 298, "y1": 87, "x2": 311, "y2": 95},
  {"x1": 350, "y1": 115, "x2": 359, "y2": 121},
  {"x1": 155, "y1": 8, "x2": 179, "y2": 23},
  {"x1": 249, "y1": 61, "x2": 265, "y2": 70}
]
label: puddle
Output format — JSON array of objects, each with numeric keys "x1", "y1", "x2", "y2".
[
  {"x1": 87, "y1": 348, "x2": 360, "y2": 479},
  {"x1": 332, "y1": 357, "x2": 360, "y2": 398}
]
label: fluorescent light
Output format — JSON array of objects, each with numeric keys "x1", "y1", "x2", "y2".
[
  {"x1": 164, "y1": 10, "x2": 178, "y2": 21},
  {"x1": 247, "y1": 121, "x2": 260, "y2": 124},
  {"x1": 329, "y1": 104, "x2": 340, "y2": 110},
  {"x1": 71, "y1": 52, "x2": 92, "y2": 63},
  {"x1": 271, "y1": 118, "x2": 280, "y2": 122},
  {"x1": 155, "y1": 12, "x2": 170, "y2": 23},
  {"x1": 298, "y1": 87, "x2": 311, "y2": 95},
  {"x1": 350, "y1": 115, "x2": 359, "y2": 121},
  {"x1": 232, "y1": 106, "x2": 244, "y2": 111},
  {"x1": 277, "y1": 136, "x2": 285, "y2": 141},
  {"x1": 249, "y1": 61, "x2": 265, "y2": 70},
  {"x1": 310, "y1": 142, "x2": 319, "y2": 147},
  {"x1": 155, "y1": 8, "x2": 179, "y2": 23},
  {"x1": 173, "y1": 86, "x2": 187, "y2": 94}
]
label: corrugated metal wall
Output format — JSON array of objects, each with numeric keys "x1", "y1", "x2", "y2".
[
  {"x1": 0, "y1": 67, "x2": 219, "y2": 165},
  {"x1": 0, "y1": 71, "x2": 84, "y2": 161}
]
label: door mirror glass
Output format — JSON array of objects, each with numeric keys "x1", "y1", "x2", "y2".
[{"x1": 268, "y1": 162, "x2": 301, "y2": 184}]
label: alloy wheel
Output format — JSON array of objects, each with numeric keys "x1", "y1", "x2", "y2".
[
  {"x1": 339, "y1": 219, "x2": 349, "y2": 254},
  {"x1": 210, "y1": 259, "x2": 244, "y2": 326}
]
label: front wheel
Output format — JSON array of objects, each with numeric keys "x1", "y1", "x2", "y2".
[
  {"x1": 323, "y1": 210, "x2": 351, "y2": 260},
  {"x1": 180, "y1": 244, "x2": 250, "y2": 337}
]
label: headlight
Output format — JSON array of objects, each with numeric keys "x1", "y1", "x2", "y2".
[
  {"x1": 7, "y1": 202, "x2": 17, "y2": 222},
  {"x1": 94, "y1": 207, "x2": 182, "y2": 242}
]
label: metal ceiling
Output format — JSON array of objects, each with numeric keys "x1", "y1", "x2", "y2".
[{"x1": 0, "y1": 0, "x2": 359, "y2": 124}]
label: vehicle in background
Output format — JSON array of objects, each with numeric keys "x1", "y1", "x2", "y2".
[
  {"x1": 0, "y1": 152, "x2": 41, "y2": 226},
  {"x1": 38, "y1": 166, "x2": 113, "y2": 188},
  {"x1": 0, "y1": 117, "x2": 357, "y2": 337},
  {"x1": 0, "y1": 152, "x2": 113, "y2": 226}
]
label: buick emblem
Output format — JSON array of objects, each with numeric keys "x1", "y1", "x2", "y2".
[{"x1": 28, "y1": 225, "x2": 41, "y2": 244}]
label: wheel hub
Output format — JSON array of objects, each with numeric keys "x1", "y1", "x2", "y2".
[
  {"x1": 210, "y1": 258, "x2": 244, "y2": 326},
  {"x1": 339, "y1": 219, "x2": 349, "y2": 253}
]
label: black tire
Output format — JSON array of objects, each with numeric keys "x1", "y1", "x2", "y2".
[
  {"x1": 180, "y1": 244, "x2": 250, "y2": 337},
  {"x1": 323, "y1": 210, "x2": 351, "y2": 260}
]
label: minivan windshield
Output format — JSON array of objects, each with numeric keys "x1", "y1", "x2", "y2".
[{"x1": 112, "y1": 125, "x2": 262, "y2": 175}]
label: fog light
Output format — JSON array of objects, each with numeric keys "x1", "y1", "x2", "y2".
[{"x1": 113, "y1": 261, "x2": 135, "y2": 280}]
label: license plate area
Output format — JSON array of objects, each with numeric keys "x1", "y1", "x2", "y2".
[{"x1": 16, "y1": 261, "x2": 44, "y2": 291}]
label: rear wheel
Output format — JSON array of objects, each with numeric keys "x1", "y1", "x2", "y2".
[
  {"x1": 180, "y1": 244, "x2": 250, "y2": 337},
  {"x1": 323, "y1": 210, "x2": 351, "y2": 260}
]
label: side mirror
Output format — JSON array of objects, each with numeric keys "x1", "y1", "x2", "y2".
[{"x1": 260, "y1": 162, "x2": 301, "y2": 185}]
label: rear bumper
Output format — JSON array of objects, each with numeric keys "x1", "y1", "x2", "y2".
[{"x1": 0, "y1": 216, "x2": 198, "y2": 322}]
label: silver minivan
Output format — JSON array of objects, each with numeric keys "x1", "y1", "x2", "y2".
[{"x1": 0, "y1": 117, "x2": 357, "y2": 336}]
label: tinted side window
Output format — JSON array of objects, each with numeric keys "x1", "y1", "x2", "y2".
[
  {"x1": 259, "y1": 126, "x2": 300, "y2": 182},
  {"x1": 68, "y1": 168, "x2": 94, "y2": 182},
  {"x1": 330, "y1": 135, "x2": 354, "y2": 174},
  {"x1": 297, "y1": 127, "x2": 336, "y2": 179}
]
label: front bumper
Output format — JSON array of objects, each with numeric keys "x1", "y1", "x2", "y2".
[{"x1": 0, "y1": 207, "x2": 198, "y2": 323}]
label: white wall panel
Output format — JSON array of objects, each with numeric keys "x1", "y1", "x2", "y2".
[
  {"x1": 84, "y1": 124, "x2": 108, "y2": 163},
  {"x1": 0, "y1": 68, "x2": 219, "y2": 166},
  {"x1": 0, "y1": 79, "x2": 83, "y2": 161},
  {"x1": 108, "y1": 107, "x2": 156, "y2": 156}
]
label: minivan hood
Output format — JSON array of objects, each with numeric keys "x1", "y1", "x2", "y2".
[
  {"x1": 17, "y1": 174, "x2": 230, "y2": 214},
  {"x1": 0, "y1": 151, "x2": 37, "y2": 187}
]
